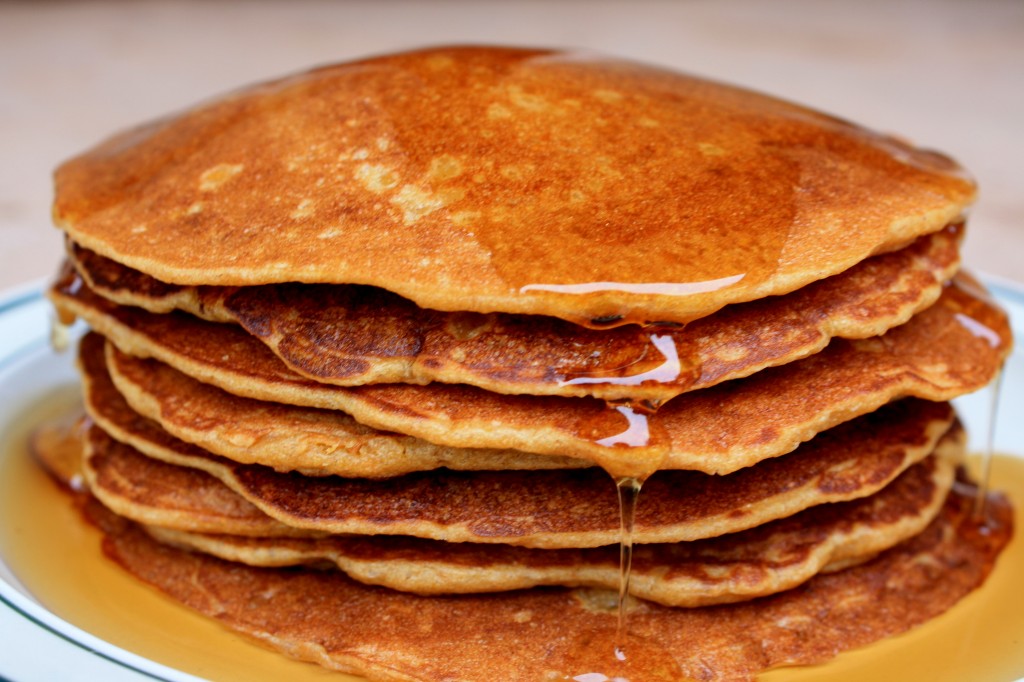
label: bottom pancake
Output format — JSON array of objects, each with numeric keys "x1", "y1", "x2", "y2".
[{"x1": 83, "y1": 476, "x2": 1011, "y2": 682}]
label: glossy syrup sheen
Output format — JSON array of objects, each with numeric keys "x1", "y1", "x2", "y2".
[
  {"x1": 54, "y1": 47, "x2": 974, "y2": 326},
  {"x1": 1, "y1": 400, "x2": 1022, "y2": 682}
]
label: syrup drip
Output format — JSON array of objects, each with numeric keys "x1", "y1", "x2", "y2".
[
  {"x1": 954, "y1": 312, "x2": 1003, "y2": 348},
  {"x1": 588, "y1": 403, "x2": 664, "y2": 672},
  {"x1": 560, "y1": 334, "x2": 683, "y2": 389},
  {"x1": 614, "y1": 475, "x2": 644, "y2": 657},
  {"x1": 49, "y1": 310, "x2": 76, "y2": 353},
  {"x1": 595, "y1": 406, "x2": 651, "y2": 450},
  {"x1": 578, "y1": 330, "x2": 682, "y2": 669},
  {"x1": 521, "y1": 274, "x2": 746, "y2": 299},
  {"x1": 49, "y1": 270, "x2": 82, "y2": 353},
  {"x1": 973, "y1": 366, "x2": 1005, "y2": 520}
]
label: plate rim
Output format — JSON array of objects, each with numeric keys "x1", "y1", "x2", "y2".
[{"x1": 0, "y1": 293, "x2": 211, "y2": 682}]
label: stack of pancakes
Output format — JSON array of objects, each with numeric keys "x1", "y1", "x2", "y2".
[{"x1": 42, "y1": 47, "x2": 1013, "y2": 680}]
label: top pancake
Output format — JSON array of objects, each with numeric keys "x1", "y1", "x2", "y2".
[{"x1": 53, "y1": 46, "x2": 974, "y2": 326}]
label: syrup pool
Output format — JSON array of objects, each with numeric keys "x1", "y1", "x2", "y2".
[{"x1": 1, "y1": 390, "x2": 1022, "y2": 682}]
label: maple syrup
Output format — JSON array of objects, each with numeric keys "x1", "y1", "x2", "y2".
[
  {"x1": 3, "y1": 395, "x2": 1020, "y2": 682},
  {"x1": 564, "y1": 625, "x2": 687, "y2": 682},
  {"x1": 559, "y1": 333, "x2": 687, "y2": 390},
  {"x1": 587, "y1": 408, "x2": 662, "y2": 665},
  {"x1": 0, "y1": 393, "x2": 355, "y2": 682},
  {"x1": 570, "y1": 354, "x2": 675, "y2": 670},
  {"x1": 614, "y1": 475, "x2": 644, "y2": 656},
  {"x1": 50, "y1": 308, "x2": 77, "y2": 353},
  {"x1": 975, "y1": 368, "x2": 1005, "y2": 519},
  {"x1": 4, "y1": 413, "x2": 1023, "y2": 682}
]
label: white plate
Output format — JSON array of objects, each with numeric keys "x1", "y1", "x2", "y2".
[{"x1": 0, "y1": 280, "x2": 1021, "y2": 682}]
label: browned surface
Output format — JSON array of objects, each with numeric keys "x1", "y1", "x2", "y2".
[
  {"x1": 57, "y1": 270, "x2": 1011, "y2": 474},
  {"x1": 78, "y1": 332, "x2": 582, "y2": 477},
  {"x1": 81, "y1": 381, "x2": 954, "y2": 547},
  {"x1": 82, "y1": 426, "x2": 304, "y2": 538},
  {"x1": 91, "y1": 477, "x2": 1012, "y2": 681},
  {"x1": 139, "y1": 450, "x2": 953, "y2": 607},
  {"x1": 53, "y1": 47, "x2": 974, "y2": 326},
  {"x1": 69, "y1": 224, "x2": 961, "y2": 402}
]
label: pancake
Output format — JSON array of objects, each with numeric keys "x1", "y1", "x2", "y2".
[
  {"x1": 77, "y1": 332, "x2": 583, "y2": 476},
  {"x1": 67, "y1": 224, "x2": 961, "y2": 403},
  {"x1": 53, "y1": 47, "x2": 974, "y2": 328},
  {"x1": 57, "y1": 271, "x2": 1010, "y2": 474},
  {"x1": 81, "y1": 425, "x2": 309, "y2": 538},
  {"x1": 138, "y1": 449, "x2": 955, "y2": 607},
  {"x1": 80, "y1": 391, "x2": 955, "y2": 548},
  {"x1": 86, "y1": 473, "x2": 1012, "y2": 681},
  {"x1": 41, "y1": 46, "x2": 1013, "y2": 681},
  {"x1": 74, "y1": 405, "x2": 958, "y2": 606}
]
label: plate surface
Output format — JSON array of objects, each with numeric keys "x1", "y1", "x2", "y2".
[{"x1": 0, "y1": 280, "x2": 1022, "y2": 682}]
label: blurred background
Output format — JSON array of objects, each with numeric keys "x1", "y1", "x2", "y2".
[{"x1": 2, "y1": 0, "x2": 1022, "y2": 293}]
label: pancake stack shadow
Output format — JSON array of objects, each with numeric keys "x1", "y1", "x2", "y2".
[{"x1": 40, "y1": 47, "x2": 1013, "y2": 681}]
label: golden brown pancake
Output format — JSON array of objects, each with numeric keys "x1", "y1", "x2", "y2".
[
  {"x1": 67, "y1": 224, "x2": 961, "y2": 403},
  {"x1": 39, "y1": 45, "x2": 1017, "y2": 682},
  {"x1": 57, "y1": 271, "x2": 1011, "y2": 474},
  {"x1": 138, "y1": 448, "x2": 954, "y2": 607},
  {"x1": 80, "y1": 388, "x2": 956, "y2": 548},
  {"x1": 87, "y1": 475, "x2": 1012, "y2": 682},
  {"x1": 77, "y1": 332, "x2": 584, "y2": 476},
  {"x1": 81, "y1": 426, "x2": 308, "y2": 538},
  {"x1": 53, "y1": 47, "x2": 974, "y2": 327}
]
